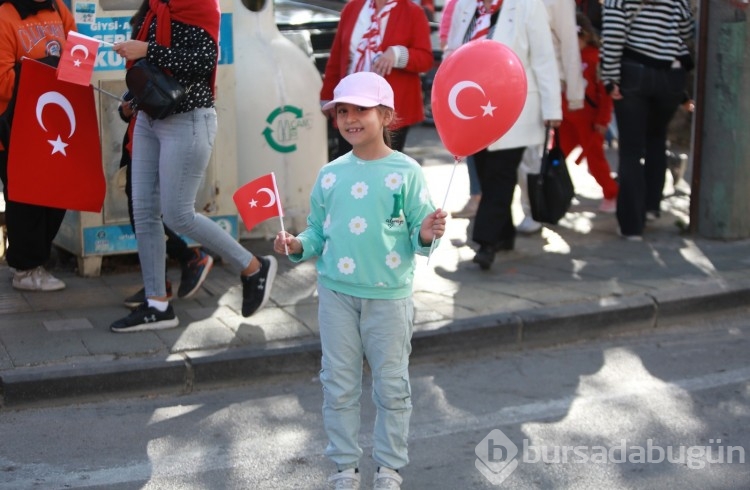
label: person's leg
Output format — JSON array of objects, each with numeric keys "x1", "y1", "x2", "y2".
[
  {"x1": 614, "y1": 61, "x2": 650, "y2": 237},
  {"x1": 130, "y1": 114, "x2": 168, "y2": 299},
  {"x1": 516, "y1": 144, "x2": 543, "y2": 233},
  {"x1": 123, "y1": 157, "x2": 178, "y2": 307},
  {"x1": 164, "y1": 225, "x2": 191, "y2": 263},
  {"x1": 171, "y1": 228, "x2": 213, "y2": 299},
  {"x1": 125, "y1": 142, "x2": 188, "y2": 262},
  {"x1": 467, "y1": 154, "x2": 480, "y2": 196},
  {"x1": 125, "y1": 158, "x2": 136, "y2": 232},
  {"x1": 556, "y1": 117, "x2": 579, "y2": 159},
  {"x1": 389, "y1": 125, "x2": 411, "y2": 153},
  {"x1": 472, "y1": 147, "x2": 525, "y2": 248},
  {"x1": 158, "y1": 109, "x2": 252, "y2": 272},
  {"x1": 361, "y1": 295, "x2": 414, "y2": 473},
  {"x1": 581, "y1": 130, "x2": 619, "y2": 201},
  {"x1": 4, "y1": 199, "x2": 65, "y2": 271},
  {"x1": 643, "y1": 69, "x2": 685, "y2": 216},
  {"x1": 317, "y1": 285, "x2": 365, "y2": 472},
  {"x1": 0, "y1": 150, "x2": 66, "y2": 290},
  {"x1": 451, "y1": 155, "x2": 481, "y2": 219},
  {"x1": 157, "y1": 109, "x2": 269, "y2": 315}
]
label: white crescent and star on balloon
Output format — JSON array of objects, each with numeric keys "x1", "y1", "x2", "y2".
[
  {"x1": 248, "y1": 188, "x2": 276, "y2": 208},
  {"x1": 447, "y1": 80, "x2": 496, "y2": 120},
  {"x1": 36, "y1": 91, "x2": 76, "y2": 156}
]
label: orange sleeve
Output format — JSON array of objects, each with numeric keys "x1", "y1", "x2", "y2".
[{"x1": 58, "y1": 0, "x2": 78, "y2": 35}]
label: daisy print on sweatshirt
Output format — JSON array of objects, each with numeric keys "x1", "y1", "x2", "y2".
[
  {"x1": 351, "y1": 181, "x2": 368, "y2": 199},
  {"x1": 385, "y1": 250, "x2": 402, "y2": 269}
]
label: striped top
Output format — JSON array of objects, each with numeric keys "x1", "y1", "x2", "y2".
[{"x1": 600, "y1": 0, "x2": 694, "y2": 84}]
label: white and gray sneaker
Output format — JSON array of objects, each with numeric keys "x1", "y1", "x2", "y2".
[
  {"x1": 328, "y1": 468, "x2": 360, "y2": 489},
  {"x1": 12, "y1": 266, "x2": 65, "y2": 291},
  {"x1": 373, "y1": 467, "x2": 402, "y2": 489},
  {"x1": 516, "y1": 215, "x2": 542, "y2": 234}
]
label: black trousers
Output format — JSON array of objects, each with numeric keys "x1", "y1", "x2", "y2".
[
  {"x1": 472, "y1": 146, "x2": 526, "y2": 248},
  {"x1": 0, "y1": 150, "x2": 65, "y2": 270},
  {"x1": 614, "y1": 60, "x2": 686, "y2": 236}
]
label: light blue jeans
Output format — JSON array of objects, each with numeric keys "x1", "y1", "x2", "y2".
[
  {"x1": 317, "y1": 284, "x2": 414, "y2": 472},
  {"x1": 131, "y1": 108, "x2": 252, "y2": 298}
]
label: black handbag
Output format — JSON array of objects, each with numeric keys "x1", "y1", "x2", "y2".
[
  {"x1": 527, "y1": 126, "x2": 575, "y2": 225},
  {"x1": 125, "y1": 59, "x2": 186, "y2": 120}
]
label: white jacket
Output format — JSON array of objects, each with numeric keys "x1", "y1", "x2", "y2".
[
  {"x1": 544, "y1": 0, "x2": 585, "y2": 110},
  {"x1": 444, "y1": 0, "x2": 562, "y2": 150}
]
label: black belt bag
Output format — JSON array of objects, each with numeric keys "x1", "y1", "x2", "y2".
[{"x1": 126, "y1": 59, "x2": 186, "y2": 120}]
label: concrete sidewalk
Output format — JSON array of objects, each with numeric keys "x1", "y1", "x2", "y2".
[{"x1": 2, "y1": 140, "x2": 749, "y2": 408}]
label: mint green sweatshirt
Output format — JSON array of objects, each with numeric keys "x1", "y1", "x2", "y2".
[{"x1": 289, "y1": 150, "x2": 439, "y2": 300}]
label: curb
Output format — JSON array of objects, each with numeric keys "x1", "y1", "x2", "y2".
[{"x1": 2, "y1": 284, "x2": 749, "y2": 408}]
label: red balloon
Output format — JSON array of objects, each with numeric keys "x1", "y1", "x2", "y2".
[{"x1": 431, "y1": 40, "x2": 527, "y2": 158}]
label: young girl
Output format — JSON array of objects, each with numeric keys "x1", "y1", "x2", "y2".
[
  {"x1": 558, "y1": 13, "x2": 619, "y2": 213},
  {"x1": 274, "y1": 72, "x2": 446, "y2": 490}
]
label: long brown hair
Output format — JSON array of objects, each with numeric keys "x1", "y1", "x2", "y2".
[
  {"x1": 130, "y1": 0, "x2": 150, "y2": 28},
  {"x1": 577, "y1": 13, "x2": 600, "y2": 48}
]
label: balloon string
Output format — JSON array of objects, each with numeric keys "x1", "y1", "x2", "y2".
[{"x1": 426, "y1": 156, "x2": 461, "y2": 265}]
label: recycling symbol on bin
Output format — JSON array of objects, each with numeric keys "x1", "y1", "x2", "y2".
[{"x1": 262, "y1": 105, "x2": 311, "y2": 153}]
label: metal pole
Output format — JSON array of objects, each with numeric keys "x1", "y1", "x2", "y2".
[
  {"x1": 692, "y1": 0, "x2": 750, "y2": 239},
  {"x1": 688, "y1": 0, "x2": 709, "y2": 234}
]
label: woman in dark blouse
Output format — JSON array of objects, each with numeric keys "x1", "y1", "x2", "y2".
[{"x1": 111, "y1": 0, "x2": 277, "y2": 333}]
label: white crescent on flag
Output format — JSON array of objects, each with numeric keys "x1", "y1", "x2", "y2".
[
  {"x1": 36, "y1": 92, "x2": 76, "y2": 137},
  {"x1": 36, "y1": 92, "x2": 76, "y2": 156},
  {"x1": 70, "y1": 44, "x2": 90, "y2": 59},
  {"x1": 257, "y1": 187, "x2": 277, "y2": 207}
]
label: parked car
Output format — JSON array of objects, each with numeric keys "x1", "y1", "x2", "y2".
[
  {"x1": 275, "y1": 0, "x2": 441, "y2": 134},
  {"x1": 275, "y1": 0, "x2": 343, "y2": 76}
]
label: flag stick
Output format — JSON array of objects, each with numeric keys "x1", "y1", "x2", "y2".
[
  {"x1": 270, "y1": 172, "x2": 289, "y2": 255},
  {"x1": 426, "y1": 156, "x2": 461, "y2": 265},
  {"x1": 68, "y1": 31, "x2": 114, "y2": 47},
  {"x1": 91, "y1": 85, "x2": 123, "y2": 101}
]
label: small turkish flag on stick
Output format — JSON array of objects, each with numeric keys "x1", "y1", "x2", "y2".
[
  {"x1": 56, "y1": 31, "x2": 102, "y2": 87},
  {"x1": 233, "y1": 172, "x2": 285, "y2": 232}
]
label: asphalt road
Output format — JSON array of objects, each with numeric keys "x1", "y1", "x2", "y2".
[{"x1": 1, "y1": 309, "x2": 748, "y2": 489}]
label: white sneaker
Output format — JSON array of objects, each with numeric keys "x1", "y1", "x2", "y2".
[
  {"x1": 646, "y1": 211, "x2": 660, "y2": 221},
  {"x1": 373, "y1": 467, "x2": 403, "y2": 489},
  {"x1": 329, "y1": 468, "x2": 360, "y2": 489},
  {"x1": 12, "y1": 266, "x2": 65, "y2": 291},
  {"x1": 516, "y1": 215, "x2": 542, "y2": 234},
  {"x1": 598, "y1": 198, "x2": 616, "y2": 214}
]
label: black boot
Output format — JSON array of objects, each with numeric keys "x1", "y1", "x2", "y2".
[{"x1": 473, "y1": 245, "x2": 496, "y2": 271}]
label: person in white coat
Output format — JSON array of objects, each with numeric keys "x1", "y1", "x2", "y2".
[
  {"x1": 444, "y1": 0, "x2": 562, "y2": 270},
  {"x1": 515, "y1": 0, "x2": 585, "y2": 234}
]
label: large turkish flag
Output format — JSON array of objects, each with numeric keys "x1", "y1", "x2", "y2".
[{"x1": 8, "y1": 58, "x2": 105, "y2": 212}]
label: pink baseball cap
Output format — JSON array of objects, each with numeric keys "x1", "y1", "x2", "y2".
[{"x1": 321, "y1": 72, "x2": 395, "y2": 111}]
